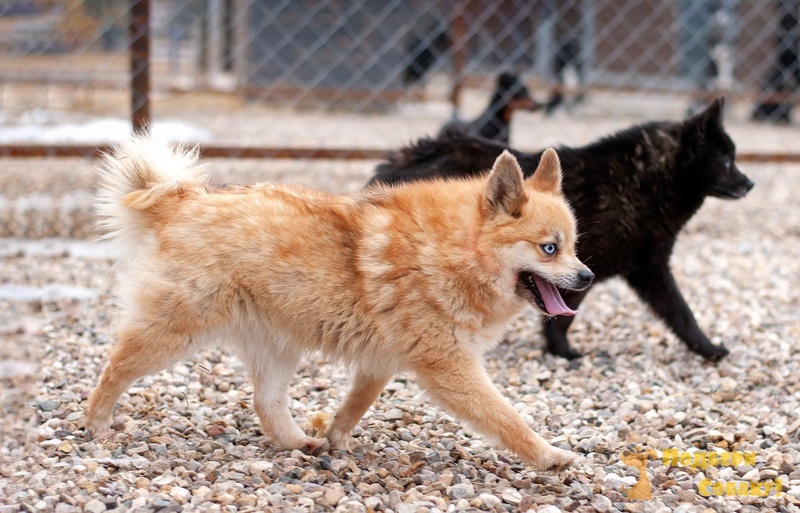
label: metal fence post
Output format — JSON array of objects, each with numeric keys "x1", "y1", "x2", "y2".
[
  {"x1": 450, "y1": 1, "x2": 467, "y2": 115},
  {"x1": 130, "y1": 0, "x2": 151, "y2": 134}
]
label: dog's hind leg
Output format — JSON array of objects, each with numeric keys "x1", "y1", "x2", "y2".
[
  {"x1": 414, "y1": 349, "x2": 576, "y2": 471},
  {"x1": 326, "y1": 370, "x2": 391, "y2": 450},
  {"x1": 543, "y1": 288, "x2": 589, "y2": 359},
  {"x1": 625, "y1": 261, "x2": 729, "y2": 361},
  {"x1": 86, "y1": 277, "x2": 229, "y2": 437},
  {"x1": 247, "y1": 346, "x2": 327, "y2": 455},
  {"x1": 85, "y1": 323, "x2": 198, "y2": 436}
]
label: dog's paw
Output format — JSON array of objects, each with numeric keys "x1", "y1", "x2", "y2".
[
  {"x1": 530, "y1": 447, "x2": 578, "y2": 472},
  {"x1": 326, "y1": 429, "x2": 352, "y2": 451},
  {"x1": 702, "y1": 343, "x2": 729, "y2": 362},
  {"x1": 299, "y1": 437, "x2": 329, "y2": 456},
  {"x1": 548, "y1": 343, "x2": 583, "y2": 360},
  {"x1": 560, "y1": 347, "x2": 584, "y2": 360},
  {"x1": 83, "y1": 416, "x2": 111, "y2": 439}
]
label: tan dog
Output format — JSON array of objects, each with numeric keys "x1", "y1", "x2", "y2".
[{"x1": 85, "y1": 136, "x2": 593, "y2": 471}]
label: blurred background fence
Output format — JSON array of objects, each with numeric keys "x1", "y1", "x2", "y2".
[{"x1": 1, "y1": 0, "x2": 800, "y2": 159}]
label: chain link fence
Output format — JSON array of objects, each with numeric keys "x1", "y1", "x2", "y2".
[{"x1": 1, "y1": 0, "x2": 799, "y2": 158}]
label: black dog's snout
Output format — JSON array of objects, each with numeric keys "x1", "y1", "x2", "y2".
[
  {"x1": 744, "y1": 177, "x2": 755, "y2": 191},
  {"x1": 577, "y1": 269, "x2": 594, "y2": 287}
]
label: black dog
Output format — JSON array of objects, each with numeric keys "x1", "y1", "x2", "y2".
[
  {"x1": 369, "y1": 98, "x2": 754, "y2": 361},
  {"x1": 442, "y1": 72, "x2": 540, "y2": 144}
]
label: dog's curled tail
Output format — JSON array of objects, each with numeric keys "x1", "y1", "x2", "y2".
[{"x1": 95, "y1": 135, "x2": 207, "y2": 243}]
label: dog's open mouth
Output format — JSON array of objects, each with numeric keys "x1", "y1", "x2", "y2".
[{"x1": 518, "y1": 272, "x2": 577, "y2": 317}]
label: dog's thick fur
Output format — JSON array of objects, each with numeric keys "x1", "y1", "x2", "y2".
[
  {"x1": 86, "y1": 138, "x2": 593, "y2": 471},
  {"x1": 369, "y1": 98, "x2": 754, "y2": 361}
]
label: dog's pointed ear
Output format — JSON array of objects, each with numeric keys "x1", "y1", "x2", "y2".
[
  {"x1": 484, "y1": 150, "x2": 526, "y2": 216},
  {"x1": 692, "y1": 97, "x2": 725, "y2": 128},
  {"x1": 529, "y1": 148, "x2": 563, "y2": 194}
]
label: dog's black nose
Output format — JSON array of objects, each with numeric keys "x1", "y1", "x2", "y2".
[{"x1": 578, "y1": 269, "x2": 594, "y2": 287}]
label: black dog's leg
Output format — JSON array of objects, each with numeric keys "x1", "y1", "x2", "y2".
[
  {"x1": 543, "y1": 289, "x2": 589, "y2": 359},
  {"x1": 625, "y1": 262, "x2": 729, "y2": 361}
]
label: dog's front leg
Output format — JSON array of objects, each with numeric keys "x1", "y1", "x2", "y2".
[
  {"x1": 249, "y1": 349, "x2": 328, "y2": 455},
  {"x1": 413, "y1": 350, "x2": 576, "y2": 471},
  {"x1": 326, "y1": 370, "x2": 391, "y2": 451},
  {"x1": 625, "y1": 261, "x2": 729, "y2": 361}
]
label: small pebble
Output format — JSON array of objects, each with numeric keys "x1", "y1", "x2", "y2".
[
  {"x1": 478, "y1": 493, "x2": 501, "y2": 508},
  {"x1": 83, "y1": 500, "x2": 106, "y2": 513},
  {"x1": 447, "y1": 483, "x2": 475, "y2": 500},
  {"x1": 501, "y1": 488, "x2": 522, "y2": 505}
]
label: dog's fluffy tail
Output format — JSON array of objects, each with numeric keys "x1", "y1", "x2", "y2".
[{"x1": 95, "y1": 135, "x2": 207, "y2": 245}]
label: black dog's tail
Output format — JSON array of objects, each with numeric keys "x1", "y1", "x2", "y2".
[
  {"x1": 369, "y1": 130, "x2": 461, "y2": 186},
  {"x1": 369, "y1": 128, "x2": 535, "y2": 187}
]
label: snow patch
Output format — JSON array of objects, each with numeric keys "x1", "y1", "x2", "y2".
[{"x1": 0, "y1": 117, "x2": 212, "y2": 144}]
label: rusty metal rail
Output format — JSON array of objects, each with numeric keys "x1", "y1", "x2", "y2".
[
  {"x1": 0, "y1": 145, "x2": 388, "y2": 160},
  {"x1": 1, "y1": 144, "x2": 800, "y2": 163}
]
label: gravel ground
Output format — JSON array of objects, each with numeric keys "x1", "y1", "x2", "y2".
[{"x1": 1, "y1": 123, "x2": 800, "y2": 511}]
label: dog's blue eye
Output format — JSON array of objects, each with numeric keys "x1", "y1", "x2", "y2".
[{"x1": 542, "y1": 244, "x2": 557, "y2": 255}]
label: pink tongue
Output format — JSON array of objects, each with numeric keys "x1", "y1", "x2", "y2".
[{"x1": 532, "y1": 275, "x2": 578, "y2": 316}]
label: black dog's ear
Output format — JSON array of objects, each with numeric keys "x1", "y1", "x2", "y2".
[
  {"x1": 498, "y1": 71, "x2": 516, "y2": 87},
  {"x1": 692, "y1": 97, "x2": 725, "y2": 128}
]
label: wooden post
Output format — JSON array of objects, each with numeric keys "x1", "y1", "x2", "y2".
[
  {"x1": 233, "y1": 0, "x2": 249, "y2": 85},
  {"x1": 130, "y1": 0, "x2": 151, "y2": 134},
  {"x1": 207, "y1": 0, "x2": 224, "y2": 84},
  {"x1": 450, "y1": 2, "x2": 467, "y2": 115}
]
